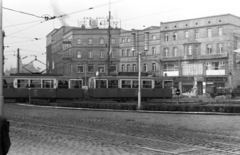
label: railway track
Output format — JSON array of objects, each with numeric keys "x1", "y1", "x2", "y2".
[{"x1": 7, "y1": 114, "x2": 240, "y2": 155}]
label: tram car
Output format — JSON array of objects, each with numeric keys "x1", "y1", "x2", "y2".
[
  {"x1": 88, "y1": 75, "x2": 173, "y2": 101},
  {"x1": 3, "y1": 73, "x2": 83, "y2": 101}
]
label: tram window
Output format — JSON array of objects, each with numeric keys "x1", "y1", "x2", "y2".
[
  {"x1": 155, "y1": 81, "x2": 162, "y2": 88},
  {"x1": 132, "y1": 80, "x2": 138, "y2": 88},
  {"x1": 108, "y1": 80, "x2": 118, "y2": 88},
  {"x1": 143, "y1": 81, "x2": 152, "y2": 88},
  {"x1": 70, "y1": 80, "x2": 82, "y2": 89},
  {"x1": 43, "y1": 80, "x2": 54, "y2": 88},
  {"x1": 3, "y1": 79, "x2": 13, "y2": 88},
  {"x1": 122, "y1": 80, "x2": 131, "y2": 88},
  {"x1": 96, "y1": 80, "x2": 107, "y2": 88},
  {"x1": 58, "y1": 80, "x2": 68, "y2": 89},
  {"x1": 17, "y1": 79, "x2": 29, "y2": 88},
  {"x1": 163, "y1": 81, "x2": 173, "y2": 89},
  {"x1": 30, "y1": 79, "x2": 41, "y2": 88}
]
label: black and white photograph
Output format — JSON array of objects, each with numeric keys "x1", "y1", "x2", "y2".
[{"x1": 2, "y1": 0, "x2": 240, "y2": 154}]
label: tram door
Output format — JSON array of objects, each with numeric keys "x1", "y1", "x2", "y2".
[{"x1": 163, "y1": 80, "x2": 173, "y2": 89}]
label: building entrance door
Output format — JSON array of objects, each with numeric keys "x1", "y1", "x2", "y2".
[{"x1": 197, "y1": 81, "x2": 203, "y2": 95}]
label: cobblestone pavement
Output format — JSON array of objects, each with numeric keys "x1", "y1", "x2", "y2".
[{"x1": 4, "y1": 103, "x2": 240, "y2": 155}]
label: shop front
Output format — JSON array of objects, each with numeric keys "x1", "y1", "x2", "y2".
[
  {"x1": 172, "y1": 77, "x2": 195, "y2": 95},
  {"x1": 205, "y1": 76, "x2": 228, "y2": 90}
]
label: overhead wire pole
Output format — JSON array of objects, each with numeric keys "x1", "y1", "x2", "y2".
[
  {"x1": 107, "y1": 2, "x2": 111, "y2": 76},
  {"x1": 17, "y1": 48, "x2": 20, "y2": 73},
  {"x1": 0, "y1": 0, "x2": 3, "y2": 115}
]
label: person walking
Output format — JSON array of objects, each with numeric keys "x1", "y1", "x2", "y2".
[{"x1": 0, "y1": 116, "x2": 11, "y2": 155}]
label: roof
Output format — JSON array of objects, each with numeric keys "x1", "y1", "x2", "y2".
[{"x1": 160, "y1": 14, "x2": 237, "y2": 25}]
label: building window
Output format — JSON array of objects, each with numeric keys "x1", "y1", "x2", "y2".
[
  {"x1": 152, "y1": 47, "x2": 156, "y2": 55},
  {"x1": 98, "y1": 65, "x2": 105, "y2": 73},
  {"x1": 163, "y1": 64, "x2": 179, "y2": 71},
  {"x1": 110, "y1": 50, "x2": 115, "y2": 58},
  {"x1": 100, "y1": 38, "x2": 104, "y2": 45},
  {"x1": 127, "y1": 64, "x2": 130, "y2": 72},
  {"x1": 121, "y1": 50, "x2": 125, "y2": 57},
  {"x1": 217, "y1": 43, "x2": 223, "y2": 53},
  {"x1": 206, "y1": 62, "x2": 212, "y2": 70},
  {"x1": 88, "y1": 38, "x2": 93, "y2": 44},
  {"x1": 100, "y1": 50, "x2": 104, "y2": 58},
  {"x1": 121, "y1": 38, "x2": 125, "y2": 43},
  {"x1": 164, "y1": 48, "x2": 169, "y2": 57},
  {"x1": 218, "y1": 27, "x2": 222, "y2": 36},
  {"x1": 173, "y1": 32, "x2": 177, "y2": 40},
  {"x1": 127, "y1": 38, "x2": 131, "y2": 42},
  {"x1": 164, "y1": 34, "x2": 169, "y2": 41},
  {"x1": 111, "y1": 38, "x2": 116, "y2": 44},
  {"x1": 152, "y1": 35, "x2": 156, "y2": 40},
  {"x1": 185, "y1": 31, "x2": 189, "y2": 38},
  {"x1": 195, "y1": 30, "x2": 199, "y2": 39},
  {"x1": 132, "y1": 50, "x2": 135, "y2": 56},
  {"x1": 77, "y1": 38, "x2": 81, "y2": 45},
  {"x1": 187, "y1": 46, "x2": 192, "y2": 55},
  {"x1": 127, "y1": 49, "x2": 131, "y2": 56},
  {"x1": 143, "y1": 64, "x2": 148, "y2": 72},
  {"x1": 77, "y1": 65, "x2": 84, "y2": 73},
  {"x1": 88, "y1": 65, "x2": 94, "y2": 72},
  {"x1": 133, "y1": 64, "x2": 136, "y2": 72},
  {"x1": 219, "y1": 62, "x2": 225, "y2": 69},
  {"x1": 152, "y1": 63, "x2": 156, "y2": 71},
  {"x1": 110, "y1": 65, "x2": 117, "y2": 72},
  {"x1": 173, "y1": 47, "x2": 178, "y2": 56},
  {"x1": 207, "y1": 29, "x2": 212, "y2": 37},
  {"x1": 77, "y1": 51, "x2": 81, "y2": 58},
  {"x1": 88, "y1": 50, "x2": 93, "y2": 58},
  {"x1": 206, "y1": 44, "x2": 212, "y2": 54},
  {"x1": 121, "y1": 64, "x2": 125, "y2": 72}
]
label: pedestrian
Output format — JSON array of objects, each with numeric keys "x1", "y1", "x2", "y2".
[{"x1": 0, "y1": 116, "x2": 11, "y2": 155}]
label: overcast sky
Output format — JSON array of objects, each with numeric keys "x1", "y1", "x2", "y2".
[{"x1": 2, "y1": 0, "x2": 240, "y2": 71}]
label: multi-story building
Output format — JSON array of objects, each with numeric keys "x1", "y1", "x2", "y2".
[
  {"x1": 46, "y1": 26, "x2": 73, "y2": 74},
  {"x1": 160, "y1": 14, "x2": 240, "y2": 95},
  {"x1": 46, "y1": 26, "x2": 121, "y2": 85},
  {"x1": 119, "y1": 26, "x2": 161, "y2": 76}
]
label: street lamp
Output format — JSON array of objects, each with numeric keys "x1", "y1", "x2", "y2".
[{"x1": 137, "y1": 50, "x2": 147, "y2": 110}]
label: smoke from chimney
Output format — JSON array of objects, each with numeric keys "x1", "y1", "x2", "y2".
[{"x1": 51, "y1": 1, "x2": 69, "y2": 26}]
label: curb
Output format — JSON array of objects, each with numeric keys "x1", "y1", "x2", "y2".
[{"x1": 16, "y1": 103, "x2": 240, "y2": 116}]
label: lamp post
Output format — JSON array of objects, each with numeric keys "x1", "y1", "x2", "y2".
[{"x1": 137, "y1": 51, "x2": 146, "y2": 110}]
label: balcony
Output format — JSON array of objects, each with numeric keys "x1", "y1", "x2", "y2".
[
  {"x1": 163, "y1": 71, "x2": 179, "y2": 76},
  {"x1": 206, "y1": 69, "x2": 225, "y2": 76}
]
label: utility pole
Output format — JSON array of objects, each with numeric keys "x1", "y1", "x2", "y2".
[
  {"x1": 17, "y1": 48, "x2": 20, "y2": 73},
  {"x1": 0, "y1": 0, "x2": 3, "y2": 115},
  {"x1": 107, "y1": 11, "x2": 111, "y2": 76}
]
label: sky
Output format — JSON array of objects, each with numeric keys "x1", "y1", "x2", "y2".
[{"x1": 2, "y1": 0, "x2": 240, "y2": 72}]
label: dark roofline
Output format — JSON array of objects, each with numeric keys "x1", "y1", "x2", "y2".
[{"x1": 160, "y1": 14, "x2": 239, "y2": 25}]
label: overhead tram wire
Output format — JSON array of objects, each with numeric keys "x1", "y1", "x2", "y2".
[
  {"x1": 121, "y1": 0, "x2": 223, "y2": 22},
  {"x1": 3, "y1": 20, "x2": 43, "y2": 28},
  {"x1": 6, "y1": 38, "x2": 42, "y2": 44},
  {"x1": 7, "y1": 20, "x2": 47, "y2": 36},
  {"x1": 53, "y1": 0, "x2": 124, "y2": 19}
]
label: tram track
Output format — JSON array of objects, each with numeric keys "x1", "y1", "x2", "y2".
[{"x1": 7, "y1": 115, "x2": 240, "y2": 155}]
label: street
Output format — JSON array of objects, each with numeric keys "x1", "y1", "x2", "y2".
[{"x1": 4, "y1": 103, "x2": 240, "y2": 155}]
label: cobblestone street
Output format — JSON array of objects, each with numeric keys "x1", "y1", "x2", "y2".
[{"x1": 4, "y1": 103, "x2": 240, "y2": 155}]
